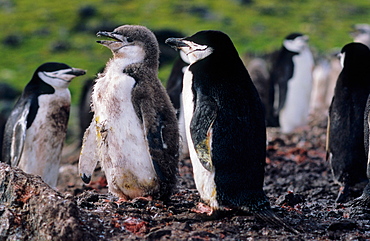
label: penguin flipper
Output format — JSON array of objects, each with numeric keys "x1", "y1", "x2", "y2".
[
  {"x1": 326, "y1": 114, "x2": 331, "y2": 160},
  {"x1": 79, "y1": 121, "x2": 98, "y2": 184},
  {"x1": 145, "y1": 112, "x2": 170, "y2": 183},
  {"x1": 9, "y1": 100, "x2": 31, "y2": 167},
  {"x1": 190, "y1": 95, "x2": 218, "y2": 172},
  {"x1": 277, "y1": 81, "x2": 288, "y2": 113},
  {"x1": 326, "y1": 97, "x2": 334, "y2": 160}
]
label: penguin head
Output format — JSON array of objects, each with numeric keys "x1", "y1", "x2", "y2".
[
  {"x1": 339, "y1": 42, "x2": 370, "y2": 69},
  {"x1": 97, "y1": 25, "x2": 159, "y2": 69},
  {"x1": 35, "y1": 62, "x2": 86, "y2": 89},
  {"x1": 283, "y1": 33, "x2": 309, "y2": 53},
  {"x1": 165, "y1": 30, "x2": 239, "y2": 64}
]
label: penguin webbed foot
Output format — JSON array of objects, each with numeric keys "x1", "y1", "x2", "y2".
[
  {"x1": 190, "y1": 202, "x2": 222, "y2": 220},
  {"x1": 132, "y1": 195, "x2": 153, "y2": 202},
  {"x1": 254, "y1": 209, "x2": 301, "y2": 234}
]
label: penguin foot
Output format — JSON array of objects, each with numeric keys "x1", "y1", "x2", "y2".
[
  {"x1": 115, "y1": 197, "x2": 129, "y2": 204},
  {"x1": 191, "y1": 202, "x2": 213, "y2": 215},
  {"x1": 254, "y1": 209, "x2": 300, "y2": 234},
  {"x1": 132, "y1": 196, "x2": 153, "y2": 202},
  {"x1": 335, "y1": 185, "x2": 350, "y2": 203}
]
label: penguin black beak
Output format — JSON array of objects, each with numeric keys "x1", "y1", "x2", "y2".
[
  {"x1": 96, "y1": 31, "x2": 123, "y2": 44},
  {"x1": 66, "y1": 68, "x2": 86, "y2": 77},
  {"x1": 97, "y1": 31, "x2": 114, "y2": 38},
  {"x1": 165, "y1": 38, "x2": 189, "y2": 50}
]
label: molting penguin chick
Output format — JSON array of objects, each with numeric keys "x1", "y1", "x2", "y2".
[
  {"x1": 327, "y1": 43, "x2": 370, "y2": 203},
  {"x1": 79, "y1": 25, "x2": 179, "y2": 201},
  {"x1": 166, "y1": 31, "x2": 298, "y2": 233},
  {"x1": 270, "y1": 33, "x2": 314, "y2": 133},
  {"x1": 2, "y1": 62, "x2": 86, "y2": 187}
]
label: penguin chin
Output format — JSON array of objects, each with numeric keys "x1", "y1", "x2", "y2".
[{"x1": 38, "y1": 72, "x2": 72, "y2": 89}]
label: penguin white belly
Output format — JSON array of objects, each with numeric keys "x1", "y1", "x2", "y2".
[
  {"x1": 182, "y1": 69, "x2": 218, "y2": 208},
  {"x1": 280, "y1": 48, "x2": 314, "y2": 133},
  {"x1": 93, "y1": 72, "x2": 158, "y2": 199},
  {"x1": 178, "y1": 93, "x2": 189, "y2": 160},
  {"x1": 19, "y1": 89, "x2": 70, "y2": 187}
]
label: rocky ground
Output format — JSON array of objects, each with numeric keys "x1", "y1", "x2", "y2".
[{"x1": 2, "y1": 115, "x2": 370, "y2": 240}]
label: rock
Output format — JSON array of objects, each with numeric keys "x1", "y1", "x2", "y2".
[
  {"x1": 327, "y1": 220, "x2": 357, "y2": 231},
  {"x1": 0, "y1": 163, "x2": 96, "y2": 240},
  {"x1": 277, "y1": 192, "x2": 305, "y2": 207}
]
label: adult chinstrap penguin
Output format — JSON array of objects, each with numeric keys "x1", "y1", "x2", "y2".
[
  {"x1": 166, "y1": 30, "x2": 298, "y2": 233},
  {"x1": 352, "y1": 24, "x2": 370, "y2": 49},
  {"x1": 2, "y1": 62, "x2": 86, "y2": 187},
  {"x1": 269, "y1": 33, "x2": 314, "y2": 133},
  {"x1": 79, "y1": 25, "x2": 179, "y2": 201},
  {"x1": 327, "y1": 42, "x2": 370, "y2": 203}
]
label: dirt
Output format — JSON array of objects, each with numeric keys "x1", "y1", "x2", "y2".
[{"x1": 49, "y1": 116, "x2": 370, "y2": 240}]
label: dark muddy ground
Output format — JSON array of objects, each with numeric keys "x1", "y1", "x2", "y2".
[{"x1": 56, "y1": 116, "x2": 370, "y2": 240}]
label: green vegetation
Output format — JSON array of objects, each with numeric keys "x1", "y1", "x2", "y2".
[{"x1": 0, "y1": 0, "x2": 369, "y2": 103}]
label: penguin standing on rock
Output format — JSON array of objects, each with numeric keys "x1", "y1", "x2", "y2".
[
  {"x1": 327, "y1": 43, "x2": 370, "y2": 203},
  {"x1": 79, "y1": 25, "x2": 179, "y2": 201},
  {"x1": 270, "y1": 33, "x2": 314, "y2": 133},
  {"x1": 166, "y1": 31, "x2": 298, "y2": 233},
  {"x1": 2, "y1": 62, "x2": 86, "y2": 187}
]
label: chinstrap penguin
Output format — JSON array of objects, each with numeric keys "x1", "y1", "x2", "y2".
[
  {"x1": 166, "y1": 30, "x2": 298, "y2": 233},
  {"x1": 327, "y1": 42, "x2": 370, "y2": 203},
  {"x1": 2, "y1": 62, "x2": 86, "y2": 187},
  {"x1": 79, "y1": 25, "x2": 179, "y2": 201},
  {"x1": 352, "y1": 24, "x2": 370, "y2": 49},
  {"x1": 269, "y1": 33, "x2": 314, "y2": 133}
]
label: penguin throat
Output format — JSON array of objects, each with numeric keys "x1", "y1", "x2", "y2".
[{"x1": 186, "y1": 46, "x2": 213, "y2": 63}]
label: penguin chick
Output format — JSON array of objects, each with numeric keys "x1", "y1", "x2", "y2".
[
  {"x1": 270, "y1": 33, "x2": 314, "y2": 133},
  {"x1": 166, "y1": 31, "x2": 298, "y2": 233},
  {"x1": 79, "y1": 25, "x2": 179, "y2": 201},
  {"x1": 327, "y1": 42, "x2": 370, "y2": 203},
  {"x1": 2, "y1": 62, "x2": 86, "y2": 187}
]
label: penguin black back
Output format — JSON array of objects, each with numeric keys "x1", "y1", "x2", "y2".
[{"x1": 182, "y1": 30, "x2": 268, "y2": 208}]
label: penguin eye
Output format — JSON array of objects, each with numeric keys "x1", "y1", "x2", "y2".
[{"x1": 126, "y1": 37, "x2": 133, "y2": 43}]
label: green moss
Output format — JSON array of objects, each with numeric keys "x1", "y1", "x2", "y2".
[{"x1": 0, "y1": 0, "x2": 369, "y2": 104}]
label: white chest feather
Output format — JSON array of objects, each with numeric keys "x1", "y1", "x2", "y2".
[
  {"x1": 91, "y1": 59, "x2": 157, "y2": 198},
  {"x1": 19, "y1": 88, "x2": 71, "y2": 187},
  {"x1": 280, "y1": 48, "x2": 314, "y2": 133},
  {"x1": 182, "y1": 68, "x2": 218, "y2": 208}
]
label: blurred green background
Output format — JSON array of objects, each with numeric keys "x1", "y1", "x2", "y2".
[{"x1": 0, "y1": 0, "x2": 369, "y2": 104}]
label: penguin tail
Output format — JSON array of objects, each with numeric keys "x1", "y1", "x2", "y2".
[
  {"x1": 346, "y1": 183, "x2": 370, "y2": 208},
  {"x1": 254, "y1": 209, "x2": 301, "y2": 234}
]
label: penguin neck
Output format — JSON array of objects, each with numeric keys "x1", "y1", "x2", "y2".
[
  {"x1": 107, "y1": 56, "x2": 147, "y2": 75},
  {"x1": 26, "y1": 76, "x2": 55, "y2": 96},
  {"x1": 282, "y1": 46, "x2": 299, "y2": 55}
]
